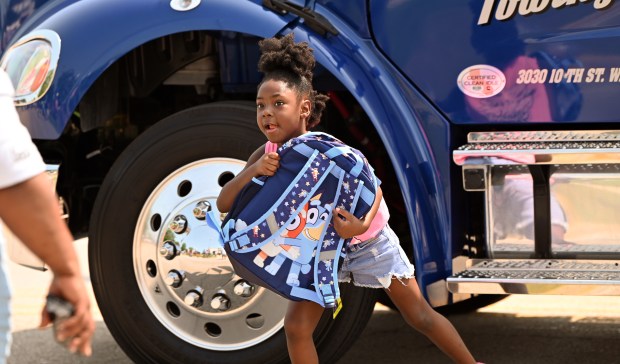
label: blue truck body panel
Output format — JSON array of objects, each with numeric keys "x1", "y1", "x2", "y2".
[
  {"x1": 296, "y1": 6, "x2": 452, "y2": 289},
  {"x1": 317, "y1": 0, "x2": 370, "y2": 38},
  {"x1": 1, "y1": 0, "x2": 455, "y2": 290},
  {"x1": 7, "y1": 0, "x2": 290, "y2": 138},
  {"x1": 370, "y1": 0, "x2": 618, "y2": 124},
  {"x1": 4, "y1": 0, "x2": 620, "y2": 317},
  {"x1": 1, "y1": 0, "x2": 50, "y2": 53}
]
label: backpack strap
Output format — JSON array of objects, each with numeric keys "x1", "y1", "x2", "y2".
[
  {"x1": 333, "y1": 177, "x2": 366, "y2": 300},
  {"x1": 287, "y1": 165, "x2": 342, "y2": 306},
  {"x1": 207, "y1": 209, "x2": 227, "y2": 246},
  {"x1": 324, "y1": 146, "x2": 364, "y2": 177},
  {"x1": 306, "y1": 166, "x2": 345, "y2": 307},
  {"x1": 294, "y1": 141, "x2": 376, "y2": 208},
  {"x1": 359, "y1": 181, "x2": 376, "y2": 208},
  {"x1": 313, "y1": 171, "x2": 367, "y2": 307},
  {"x1": 290, "y1": 143, "x2": 315, "y2": 158},
  {"x1": 290, "y1": 286, "x2": 321, "y2": 303},
  {"x1": 320, "y1": 284, "x2": 336, "y2": 308},
  {"x1": 286, "y1": 165, "x2": 346, "y2": 306}
]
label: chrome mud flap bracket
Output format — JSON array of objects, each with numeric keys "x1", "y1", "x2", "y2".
[{"x1": 5, "y1": 164, "x2": 63, "y2": 271}]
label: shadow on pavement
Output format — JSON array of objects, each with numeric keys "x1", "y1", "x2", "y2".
[
  {"x1": 8, "y1": 321, "x2": 131, "y2": 364},
  {"x1": 9, "y1": 303, "x2": 620, "y2": 364},
  {"x1": 337, "y1": 307, "x2": 620, "y2": 364}
]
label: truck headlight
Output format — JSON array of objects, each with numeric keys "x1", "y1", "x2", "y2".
[{"x1": 0, "y1": 29, "x2": 60, "y2": 106}]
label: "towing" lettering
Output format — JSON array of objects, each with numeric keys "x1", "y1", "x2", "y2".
[{"x1": 478, "y1": 0, "x2": 614, "y2": 25}]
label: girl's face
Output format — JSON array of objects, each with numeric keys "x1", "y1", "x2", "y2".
[{"x1": 256, "y1": 79, "x2": 311, "y2": 145}]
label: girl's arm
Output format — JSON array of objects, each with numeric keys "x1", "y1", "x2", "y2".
[
  {"x1": 332, "y1": 186, "x2": 383, "y2": 239},
  {"x1": 216, "y1": 144, "x2": 280, "y2": 213}
]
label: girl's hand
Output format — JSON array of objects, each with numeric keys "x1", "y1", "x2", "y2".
[
  {"x1": 251, "y1": 152, "x2": 280, "y2": 176},
  {"x1": 332, "y1": 207, "x2": 369, "y2": 239},
  {"x1": 216, "y1": 147, "x2": 279, "y2": 213}
]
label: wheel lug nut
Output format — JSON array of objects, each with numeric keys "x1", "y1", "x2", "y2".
[
  {"x1": 184, "y1": 286, "x2": 204, "y2": 308},
  {"x1": 210, "y1": 292, "x2": 231, "y2": 311},
  {"x1": 164, "y1": 269, "x2": 185, "y2": 288},
  {"x1": 233, "y1": 280, "x2": 255, "y2": 297},
  {"x1": 193, "y1": 200, "x2": 212, "y2": 220},
  {"x1": 170, "y1": 215, "x2": 188, "y2": 234},
  {"x1": 159, "y1": 241, "x2": 179, "y2": 260}
]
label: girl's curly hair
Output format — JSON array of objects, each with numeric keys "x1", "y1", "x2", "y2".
[{"x1": 258, "y1": 33, "x2": 329, "y2": 129}]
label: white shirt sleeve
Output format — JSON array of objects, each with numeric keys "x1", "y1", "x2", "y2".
[{"x1": 0, "y1": 70, "x2": 46, "y2": 189}]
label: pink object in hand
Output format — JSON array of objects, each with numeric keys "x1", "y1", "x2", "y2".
[{"x1": 265, "y1": 141, "x2": 278, "y2": 153}]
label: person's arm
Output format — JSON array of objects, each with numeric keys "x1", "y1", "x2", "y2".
[
  {"x1": 0, "y1": 173, "x2": 94, "y2": 356},
  {"x1": 216, "y1": 145, "x2": 280, "y2": 213},
  {"x1": 332, "y1": 186, "x2": 383, "y2": 239}
]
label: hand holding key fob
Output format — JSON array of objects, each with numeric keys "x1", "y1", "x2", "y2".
[{"x1": 45, "y1": 294, "x2": 75, "y2": 346}]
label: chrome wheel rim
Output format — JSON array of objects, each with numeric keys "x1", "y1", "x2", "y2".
[{"x1": 134, "y1": 158, "x2": 287, "y2": 350}]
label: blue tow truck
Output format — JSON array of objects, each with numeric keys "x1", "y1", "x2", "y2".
[{"x1": 2, "y1": 1, "x2": 620, "y2": 362}]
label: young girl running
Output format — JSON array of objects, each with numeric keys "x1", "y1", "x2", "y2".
[{"x1": 216, "y1": 33, "x2": 480, "y2": 364}]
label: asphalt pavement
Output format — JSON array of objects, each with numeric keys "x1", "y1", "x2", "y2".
[{"x1": 8, "y1": 238, "x2": 620, "y2": 364}]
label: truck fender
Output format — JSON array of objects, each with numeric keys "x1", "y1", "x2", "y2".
[
  {"x1": 13, "y1": 0, "x2": 291, "y2": 139},
  {"x1": 14, "y1": 0, "x2": 449, "y2": 296},
  {"x1": 296, "y1": 5, "x2": 450, "y2": 294}
]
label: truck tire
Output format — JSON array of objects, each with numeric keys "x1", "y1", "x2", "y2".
[{"x1": 88, "y1": 101, "x2": 377, "y2": 364}]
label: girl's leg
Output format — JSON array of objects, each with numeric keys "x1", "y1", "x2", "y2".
[
  {"x1": 385, "y1": 277, "x2": 477, "y2": 364},
  {"x1": 284, "y1": 300, "x2": 324, "y2": 364}
]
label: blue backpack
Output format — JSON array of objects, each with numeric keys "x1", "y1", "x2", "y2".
[{"x1": 217, "y1": 132, "x2": 378, "y2": 309}]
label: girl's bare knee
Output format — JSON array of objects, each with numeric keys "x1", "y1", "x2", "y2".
[
  {"x1": 284, "y1": 315, "x2": 315, "y2": 341},
  {"x1": 404, "y1": 307, "x2": 435, "y2": 334}
]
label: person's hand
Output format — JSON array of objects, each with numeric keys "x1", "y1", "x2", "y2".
[
  {"x1": 332, "y1": 208, "x2": 369, "y2": 239},
  {"x1": 40, "y1": 274, "x2": 95, "y2": 357},
  {"x1": 251, "y1": 152, "x2": 280, "y2": 177}
]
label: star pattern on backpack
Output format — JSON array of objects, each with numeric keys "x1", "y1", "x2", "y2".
[{"x1": 223, "y1": 132, "x2": 378, "y2": 308}]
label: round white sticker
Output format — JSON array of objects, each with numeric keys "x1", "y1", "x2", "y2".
[{"x1": 457, "y1": 64, "x2": 506, "y2": 98}]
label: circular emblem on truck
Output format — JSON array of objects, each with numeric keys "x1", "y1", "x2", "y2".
[{"x1": 457, "y1": 64, "x2": 506, "y2": 98}]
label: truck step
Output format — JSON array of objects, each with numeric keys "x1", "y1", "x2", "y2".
[
  {"x1": 493, "y1": 243, "x2": 620, "y2": 253},
  {"x1": 447, "y1": 259, "x2": 620, "y2": 295},
  {"x1": 453, "y1": 130, "x2": 620, "y2": 165}
]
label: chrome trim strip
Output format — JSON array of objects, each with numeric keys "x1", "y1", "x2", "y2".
[
  {"x1": 454, "y1": 258, "x2": 620, "y2": 271},
  {"x1": 467, "y1": 130, "x2": 620, "y2": 143},
  {"x1": 453, "y1": 149, "x2": 620, "y2": 166},
  {"x1": 447, "y1": 280, "x2": 620, "y2": 295},
  {"x1": 448, "y1": 258, "x2": 620, "y2": 295},
  {"x1": 0, "y1": 29, "x2": 61, "y2": 106}
]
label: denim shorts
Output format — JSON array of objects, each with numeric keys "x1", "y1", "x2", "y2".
[{"x1": 338, "y1": 224, "x2": 415, "y2": 289}]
